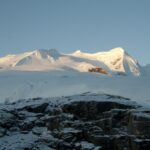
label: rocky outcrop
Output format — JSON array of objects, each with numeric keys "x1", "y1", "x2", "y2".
[
  {"x1": 62, "y1": 101, "x2": 134, "y2": 120},
  {"x1": 128, "y1": 111, "x2": 150, "y2": 136},
  {"x1": 88, "y1": 67, "x2": 108, "y2": 75},
  {"x1": 0, "y1": 94, "x2": 149, "y2": 150}
]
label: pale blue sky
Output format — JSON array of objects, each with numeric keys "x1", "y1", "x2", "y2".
[{"x1": 0, "y1": 0, "x2": 150, "y2": 65}]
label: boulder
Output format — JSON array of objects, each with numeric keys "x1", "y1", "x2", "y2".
[
  {"x1": 63, "y1": 101, "x2": 134, "y2": 120},
  {"x1": 23, "y1": 103, "x2": 49, "y2": 113},
  {"x1": 131, "y1": 138, "x2": 150, "y2": 150},
  {"x1": 0, "y1": 110, "x2": 16, "y2": 128},
  {"x1": 0, "y1": 127, "x2": 6, "y2": 137},
  {"x1": 128, "y1": 111, "x2": 150, "y2": 136}
]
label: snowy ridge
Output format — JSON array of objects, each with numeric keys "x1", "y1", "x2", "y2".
[
  {"x1": 0, "y1": 47, "x2": 140, "y2": 76},
  {"x1": 72, "y1": 47, "x2": 140, "y2": 76}
]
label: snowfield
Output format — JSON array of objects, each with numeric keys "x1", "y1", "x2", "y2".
[
  {"x1": 0, "y1": 70, "x2": 149, "y2": 107},
  {"x1": 0, "y1": 48, "x2": 149, "y2": 107}
]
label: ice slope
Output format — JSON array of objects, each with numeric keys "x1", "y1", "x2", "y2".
[
  {"x1": 0, "y1": 48, "x2": 140, "y2": 75},
  {"x1": 0, "y1": 70, "x2": 149, "y2": 107}
]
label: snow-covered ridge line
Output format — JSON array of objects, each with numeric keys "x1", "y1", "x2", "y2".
[
  {"x1": 71, "y1": 47, "x2": 140, "y2": 76},
  {"x1": 0, "y1": 47, "x2": 140, "y2": 76}
]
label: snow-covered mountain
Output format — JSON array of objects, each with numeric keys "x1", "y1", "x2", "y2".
[
  {"x1": 0, "y1": 47, "x2": 149, "y2": 108},
  {"x1": 72, "y1": 47, "x2": 140, "y2": 76},
  {"x1": 0, "y1": 47, "x2": 140, "y2": 76}
]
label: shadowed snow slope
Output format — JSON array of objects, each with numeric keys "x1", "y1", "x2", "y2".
[
  {"x1": 0, "y1": 70, "x2": 150, "y2": 107},
  {"x1": 0, "y1": 48, "x2": 140, "y2": 75}
]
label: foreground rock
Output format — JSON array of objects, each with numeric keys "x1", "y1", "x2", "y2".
[{"x1": 0, "y1": 93, "x2": 149, "y2": 150}]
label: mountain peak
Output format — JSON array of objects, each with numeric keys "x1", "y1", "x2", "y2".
[
  {"x1": 109, "y1": 47, "x2": 125, "y2": 54},
  {"x1": 32, "y1": 49, "x2": 61, "y2": 59},
  {"x1": 70, "y1": 47, "x2": 140, "y2": 76},
  {"x1": 33, "y1": 48, "x2": 60, "y2": 55},
  {"x1": 47, "y1": 49, "x2": 61, "y2": 57},
  {"x1": 73, "y1": 50, "x2": 82, "y2": 54}
]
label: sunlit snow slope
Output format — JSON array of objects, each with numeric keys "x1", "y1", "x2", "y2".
[
  {"x1": 72, "y1": 47, "x2": 140, "y2": 76},
  {"x1": 0, "y1": 48, "x2": 140, "y2": 76}
]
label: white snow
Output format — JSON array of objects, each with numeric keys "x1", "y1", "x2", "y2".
[
  {"x1": 71, "y1": 47, "x2": 140, "y2": 76},
  {"x1": 0, "y1": 132, "x2": 37, "y2": 150},
  {"x1": 0, "y1": 48, "x2": 149, "y2": 107},
  {"x1": 0, "y1": 69, "x2": 149, "y2": 107},
  {"x1": 75, "y1": 141, "x2": 102, "y2": 149},
  {"x1": 0, "y1": 48, "x2": 140, "y2": 75}
]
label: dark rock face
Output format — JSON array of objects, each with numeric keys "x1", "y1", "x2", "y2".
[
  {"x1": 88, "y1": 67, "x2": 108, "y2": 75},
  {"x1": 62, "y1": 101, "x2": 134, "y2": 120},
  {"x1": 0, "y1": 94, "x2": 149, "y2": 150},
  {"x1": 128, "y1": 111, "x2": 150, "y2": 136},
  {"x1": 23, "y1": 103, "x2": 49, "y2": 113}
]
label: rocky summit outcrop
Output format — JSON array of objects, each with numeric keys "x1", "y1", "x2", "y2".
[{"x1": 0, "y1": 93, "x2": 149, "y2": 150}]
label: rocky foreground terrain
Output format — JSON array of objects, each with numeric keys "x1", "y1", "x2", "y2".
[{"x1": 0, "y1": 93, "x2": 150, "y2": 150}]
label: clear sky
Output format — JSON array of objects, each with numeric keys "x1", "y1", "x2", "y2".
[{"x1": 0, "y1": 0, "x2": 149, "y2": 65}]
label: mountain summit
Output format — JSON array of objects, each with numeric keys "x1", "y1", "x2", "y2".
[
  {"x1": 33, "y1": 49, "x2": 61, "y2": 59},
  {"x1": 0, "y1": 48, "x2": 140, "y2": 76},
  {"x1": 72, "y1": 47, "x2": 140, "y2": 76},
  {"x1": 13, "y1": 49, "x2": 61, "y2": 67}
]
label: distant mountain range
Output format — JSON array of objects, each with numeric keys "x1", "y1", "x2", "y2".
[{"x1": 0, "y1": 47, "x2": 141, "y2": 76}]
